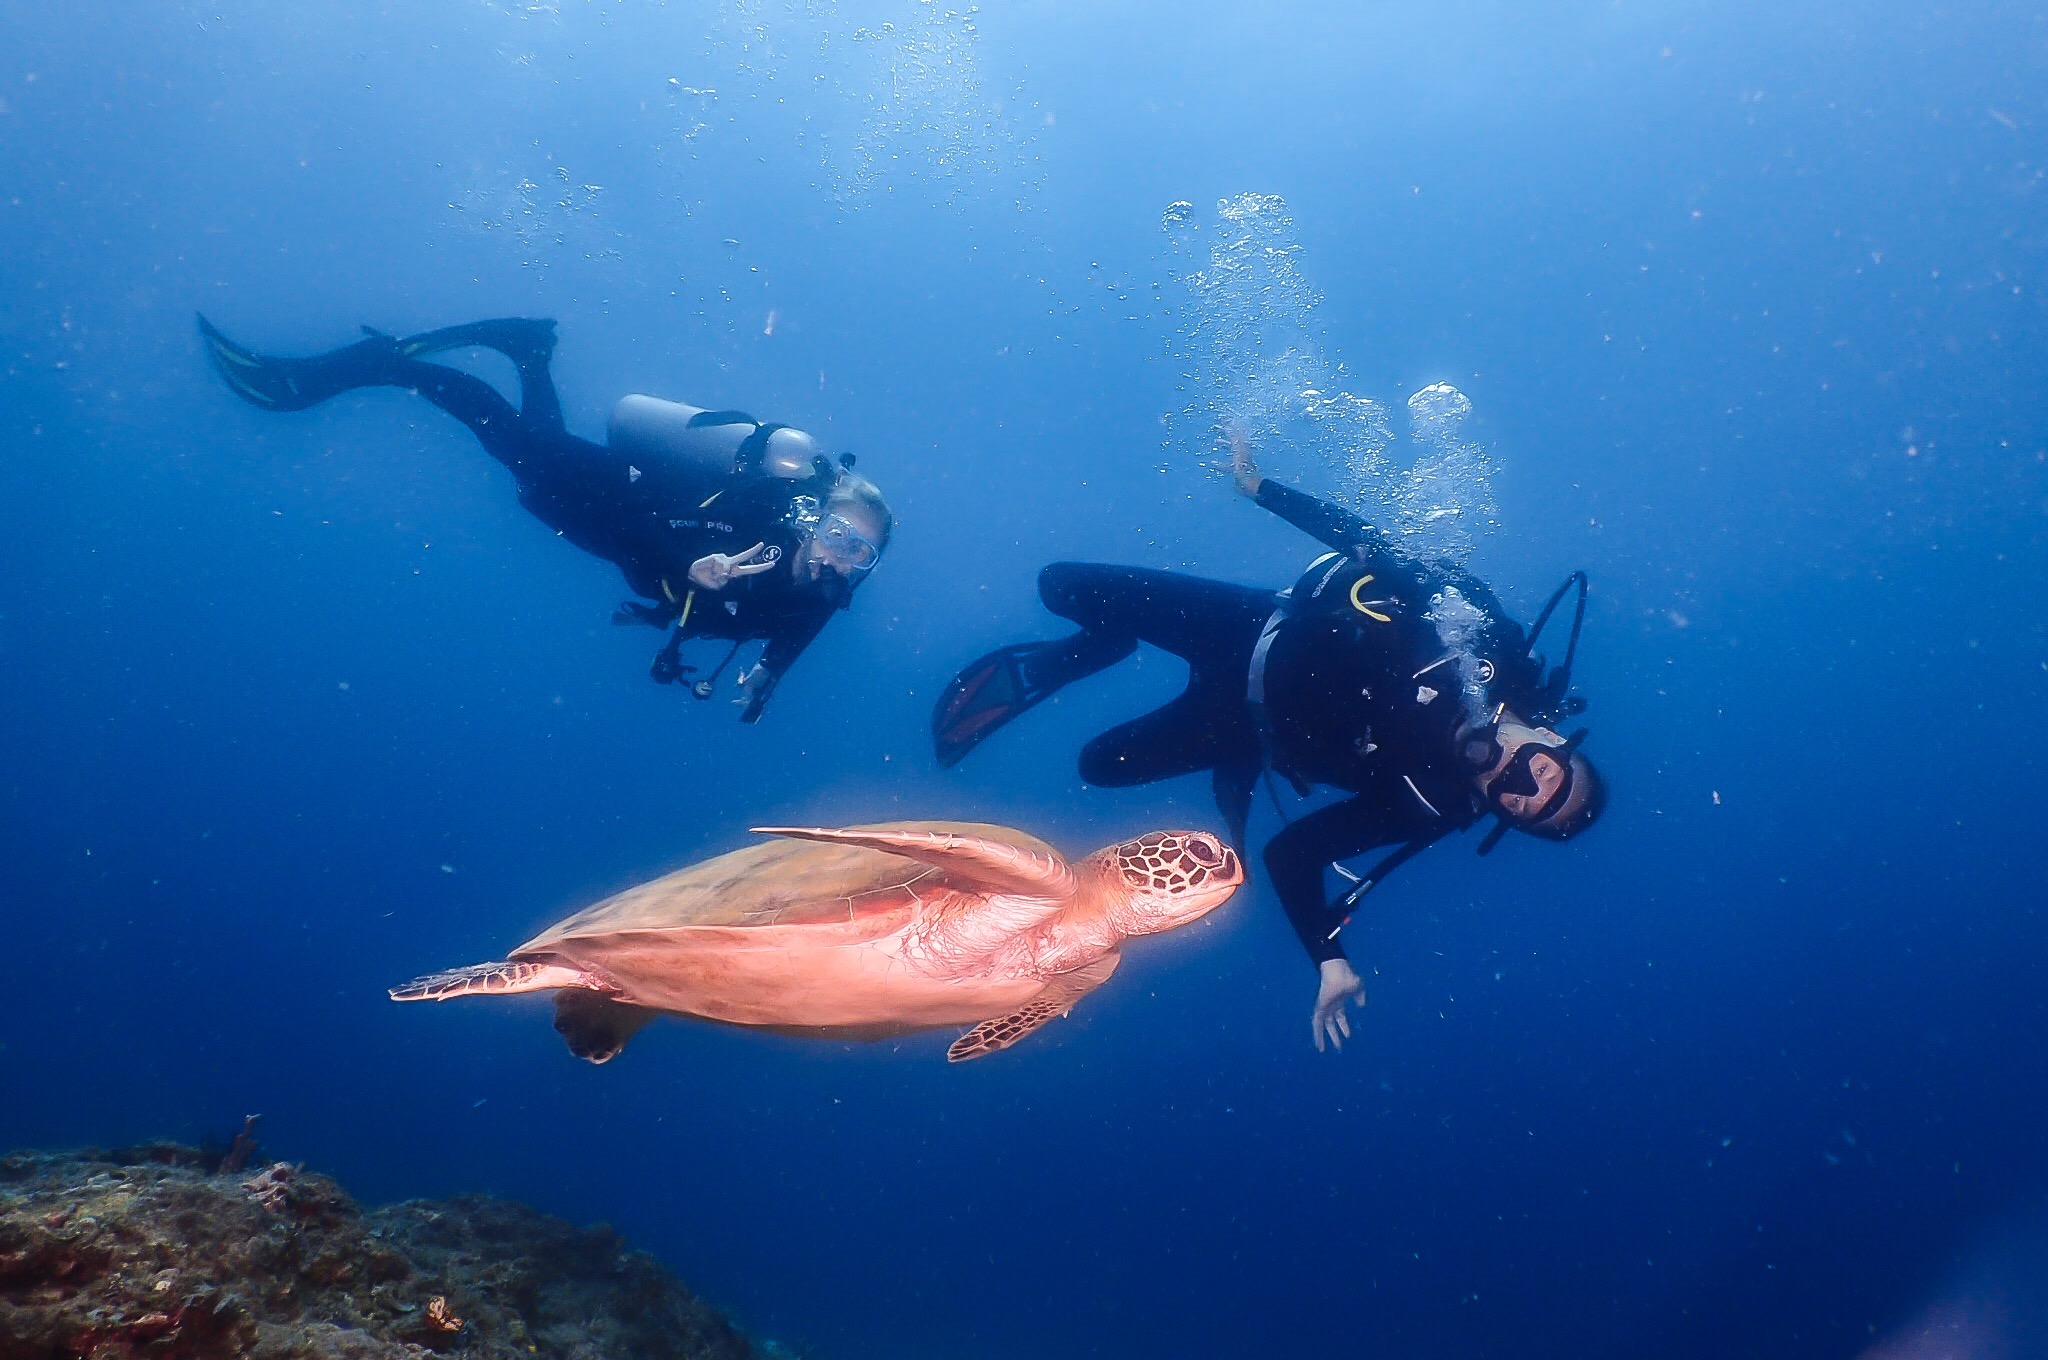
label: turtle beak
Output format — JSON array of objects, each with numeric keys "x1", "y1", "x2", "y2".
[{"x1": 1155, "y1": 857, "x2": 1244, "y2": 932}]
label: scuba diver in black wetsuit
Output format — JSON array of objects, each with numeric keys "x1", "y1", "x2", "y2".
[
  {"x1": 197, "y1": 315, "x2": 892, "y2": 722},
  {"x1": 933, "y1": 433, "x2": 1604, "y2": 1051}
]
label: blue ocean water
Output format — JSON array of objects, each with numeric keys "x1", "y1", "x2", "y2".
[{"x1": 4, "y1": 2, "x2": 2045, "y2": 1356}]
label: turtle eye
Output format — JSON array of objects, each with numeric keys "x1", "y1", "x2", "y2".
[{"x1": 1185, "y1": 836, "x2": 1224, "y2": 868}]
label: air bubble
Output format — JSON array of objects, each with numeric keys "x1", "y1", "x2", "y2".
[{"x1": 1153, "y1": 193, "x2": 1497, "y2": 559}]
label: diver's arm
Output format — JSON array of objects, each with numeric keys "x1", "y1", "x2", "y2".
[
  {"x1": 1266, "y1": 799, "x2": 1438, "y2": 1052},
  {"x1": 1253, "y1": 480, "x2": 1377, "y2": 554},
  {"x1": 1231, "y1": 429, "x2": 1378, "y2": 552},
  {"x1": 1264, "y1": 802, "x2": 1394, "y2": 967},
  {"x1": 738, "y1": 606, "x2": 831, "y2": 723}
]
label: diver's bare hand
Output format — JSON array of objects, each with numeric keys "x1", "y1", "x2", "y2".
[
  {"x1": 1311, "y1": 958, "x2": 1366, "y2": 1052},
  {"x1": 689, "y1": 542, "x2": 777, "y2": 590},
  {"x1": 1226, "y1": 424, "x2": 1262, "y2": 498}
]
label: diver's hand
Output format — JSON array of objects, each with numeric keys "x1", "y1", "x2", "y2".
[
  {"x1": 734, "y1": 663, "x2": 775, "y2": 723},
  {"x1": 1311, "y1": 958, "x2": 1366, "y2": 1052},
  {"x1": 689, "y1": 542, "x2": 777, "y2": 591},
  {"x1": 1226, "y1": 424, "x2": 1262, "y2": 498}
]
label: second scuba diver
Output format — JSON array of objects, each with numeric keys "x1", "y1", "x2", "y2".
[
  {"x1": 933, "y1": 433, "x2": 1604, "y2": 1051},
  {"x1": 198, "y1": 316, "x2": 892, "y2": 721}
]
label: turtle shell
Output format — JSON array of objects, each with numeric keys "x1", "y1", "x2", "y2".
[{"x1": 515, "y1": 820, "x2": 1064, "y2": 953}]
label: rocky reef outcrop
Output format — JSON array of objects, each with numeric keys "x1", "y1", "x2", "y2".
[{"x1": 0, "y1": 1141, "x2": 758, "y2": 1360}]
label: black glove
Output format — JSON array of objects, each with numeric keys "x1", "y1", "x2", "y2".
[{"x1": 738, "y1": 665, "x2": 779, "y2": 723}]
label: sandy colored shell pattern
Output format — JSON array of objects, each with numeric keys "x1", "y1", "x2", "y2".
[{"x1": 517, "y1": 821, "x2": 1065, "y2": 950}]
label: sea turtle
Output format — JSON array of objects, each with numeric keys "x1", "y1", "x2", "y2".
[{"x1": 390, "y1": 821, "x2": 1241, "y2": 1062}]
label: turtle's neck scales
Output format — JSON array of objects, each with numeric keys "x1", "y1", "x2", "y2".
[{"x1": 1010, "y1": 904, "x2": 1120, "y2": 977}]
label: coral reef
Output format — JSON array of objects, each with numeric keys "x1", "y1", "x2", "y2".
[{"x1": 0, "y1": 1143, "x2": 756, "y2": 1360}]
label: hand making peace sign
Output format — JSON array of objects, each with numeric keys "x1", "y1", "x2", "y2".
[{"x1": 688, "y1": 542, "x2": 779, "y2": 591}]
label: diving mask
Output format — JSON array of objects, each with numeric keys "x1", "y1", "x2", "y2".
[
  {"x1": 1484, "y1": 727, "x2": 1586, "y2": 828},
  {"x1": 814, "y1": 512, "x2": 881, "y2": 574}
]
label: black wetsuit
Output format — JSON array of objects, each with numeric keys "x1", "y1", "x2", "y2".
[
  {"x1": 1034, "y1": 482, "x2": 1543, "y2": 966},
  {"x1": 204, "y1": 317, "x2": 838, "y2": 721}
]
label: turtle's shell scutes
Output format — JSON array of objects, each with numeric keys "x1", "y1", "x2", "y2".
[{"x1": 515, "y1": 821, "x2": 1066, "y2": 952}]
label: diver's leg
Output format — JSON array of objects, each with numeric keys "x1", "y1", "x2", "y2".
[
  {"x1": 1013, "y1": 562, "x2": 1245, "y2": 697},
  {"x1": 1212, "y1": 750, "x2": 1262, "y2": 853},
  {"x1": 1039, "y1": 562, "x2": 1273, "y2": 668},
  {"x1": 1077, "y1": 679, "x2": 1258, "y2": 791},
  {"x1": 513, "y1": 348, "x2": 564, "y2": 433},
  {"x1": 1056, "y1": 563, "x2": 1269, "y2": 822},
  {"x1": 202, "y1": 317, "x2": 638, "y2": 572},
  {"x1": 390, "y1": 318, "x2": 564, "y2": 431},
  {"x1": 206, "y1": 315, "x2": 566, "y2": 428},
  {"x1": 390, "y1": 317, "x2": 557, "y2": 365},
  {"x1": 931, "y1": 564, "x2": 1141, "y2": 766},
  {"x1": 388, "y1": 356, "x2": 639, "y2": 561},
  {"x1": 934, "y1": 564, "x2": 1270, "y2": 769},
  {"x1": 384, "y1": 356, "x2": 543, "y2": 477},
  {"x1": 1077, "y1": 694, "x2": 1220, "y2": 788}
]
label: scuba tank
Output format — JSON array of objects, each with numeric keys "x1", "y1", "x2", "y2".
[{"x1": 608, "y1": 395, "x2": 820, "y2": 480}]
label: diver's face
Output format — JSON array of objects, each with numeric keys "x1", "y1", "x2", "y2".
[
  {"x1": 798, "y1": 506, "x2": 884, "y2": 586},
  {"x1": 1470, "y1": 720, "x2": 1574, "y2": 824}
]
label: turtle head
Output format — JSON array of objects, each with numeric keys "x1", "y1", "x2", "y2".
[{"x1": 1097, "y1": 830, "x2": 1243, "y2": 937}]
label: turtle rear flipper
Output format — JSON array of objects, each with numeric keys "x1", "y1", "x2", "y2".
[
  {"x1": 388, "y1": 959, "x2": 589, "y2": 1002},
  {"x1": 554, "y1": 991, "x2": 658, "y2": 1064}
]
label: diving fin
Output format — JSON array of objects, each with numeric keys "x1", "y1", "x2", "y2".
[
  {"x1": 197, "y1": 313, "x2": 398, "y2": 413},
  {"x1": 389, "y1": 317, "x2": 557, "y2": 365},
  {"x1": 932, "y1": 638, "x2": 1119, "y2": 769}
]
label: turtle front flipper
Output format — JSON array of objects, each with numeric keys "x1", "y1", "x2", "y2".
[
  {"x1": 388, "y1": 959, "x2": 590, "y2": 1002},
  {"x1": 946, "y1": 955, "x2": 1120, "y2": 1063},
  {"x1": 751, "y1": 824, "x2": 1077, "y2": 899},
  {"x1": 553, "y1": 992, "x2": 658, "y2": 1064}
]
